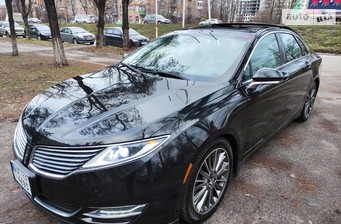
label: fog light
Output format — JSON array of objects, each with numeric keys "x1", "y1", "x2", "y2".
[{"x1": 83, "y1": 204, "x2": 146, "y2": 219}]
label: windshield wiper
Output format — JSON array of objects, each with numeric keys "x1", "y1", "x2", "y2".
[
  {"x1": 119, "y1": 63, "x2": 186, "y2": 80},
  {"x1": 118, "y1": 62, "x2": 142, "y2": 74},
  {"x1": 132, "y1": 65, "x2": 186, "y2": 80}
]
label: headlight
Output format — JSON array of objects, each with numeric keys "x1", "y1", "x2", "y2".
[{"x1": 82, "y1": 136, "x2": 169, "y2": 169}]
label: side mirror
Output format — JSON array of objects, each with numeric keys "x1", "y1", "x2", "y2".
[
  {"x1": 252, "y1": 68, "x2": 285, "y2": 82},
  {"x1": 247, "y1": 68, "x2": 287, "y2": 90},
  {"x1": 123, "y1": 53, "x2": 130, "y2": 59}
]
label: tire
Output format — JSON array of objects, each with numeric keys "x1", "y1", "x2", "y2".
[
  {"x1": 144, "y1": 21, "x2": 148, "y2": 24},
  {"x1": 6, "y1": 32, "x2": 10, "y2": 37},
  {"x1": 73, "y1": 38, "x2": 78, "y2": 44},
  {"x1": 90, "y1": 42, "x2": 94, "y2": 45},
  {"x1": 37, "y1": 35, "x2": 41, "y2": 41},
  {"x1": 298, "y1": 81, "x2": 317, "y2": 122},
  {"x1": 181, "y1": 138, "x2": 233, "y2": 223},
  {"x1": 158, "y1": 21, "x2": 161, "y2": 24}
]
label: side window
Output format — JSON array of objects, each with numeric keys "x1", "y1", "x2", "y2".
[
  {"x1": 295, "y1": 36, "x2": 309, "y2": 55},
  {"x1": 243, "y1": 63, "x2": 252, "y2": 81},
  {"x1": 250, "y1": 34, "x2": 281, "y2": 75},
  {"x1": 280, "y1": 33, "x2": 302, "y2": 62}
]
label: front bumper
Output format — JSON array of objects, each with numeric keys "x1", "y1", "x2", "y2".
[
  {"x1": 77, "y1": 38, "x2": 95, "y2": 44},
  {"x1": 11, "y1": 142, "x2": 188, "y2": 224}
]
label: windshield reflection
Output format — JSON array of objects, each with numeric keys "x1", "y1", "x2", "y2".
[{"x1": 123, "y1": 30, "x2": 254, "y2": 81}]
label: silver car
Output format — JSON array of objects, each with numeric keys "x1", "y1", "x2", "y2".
[
  {"x1": 0, "y1": 21, "x2": 25, "y2": 37},
  {"x1": 143, "y1": 14, "x2": 171, "y2": 24},
  {"x1": 60, "y1": 27, "x2": 95, "y2": 44}
]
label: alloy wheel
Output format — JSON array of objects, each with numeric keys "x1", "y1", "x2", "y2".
[
  {"x1": 304, "y1": 84, "x2": 317, "y2": 118},
  {"x1": 192, "y1": 147, "x2": 230, "y2": 215}
]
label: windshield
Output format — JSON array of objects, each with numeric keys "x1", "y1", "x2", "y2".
[
  {"x1": 122, "y1": 30, "x2": 254, "y2": 81},
  {"x1": 129, "y1": 28, "x2": 139, "y2": 36},
  {"x1": 36, "y1": 25, "x2": 50, "y2": 32},
  {"x1": 70, "y1": 27, "x2": 87, "y2": 33}
]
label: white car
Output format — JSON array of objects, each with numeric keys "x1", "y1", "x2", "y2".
[
  {"x1": 28, "y1": 18, "x2": 42, "y2": 23},
  {"x1": 72, "y1": 14, "x2": 95, "y2": 23},
  {"x1": 199, "y1": 18, "x2": 223, "y2": 25},
  {"x1": 0, "y1": 21, "x2": 25, "y2": 37}
]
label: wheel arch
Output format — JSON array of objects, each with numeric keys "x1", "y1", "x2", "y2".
[
  {"x1": 221, "y1": 133, "x2": 239, "y2": 177},
  {"x1": 314, "y1": 77, "x2": 320, "y2": 92}
]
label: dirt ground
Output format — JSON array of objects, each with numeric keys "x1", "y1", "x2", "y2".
[{"x1": 0, "y1": 51, "x2": 340, "y2": 224}]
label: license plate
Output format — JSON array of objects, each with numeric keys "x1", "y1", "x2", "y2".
[
  {"x1": 11, "y1": 161, "x2": 32, "y2": 195},
  {"x1": 141, "y1": 41, "x2": 147, "y2": 45}
]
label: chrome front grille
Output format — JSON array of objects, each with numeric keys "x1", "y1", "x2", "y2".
[
  {"x1": 13, "y1": 121, "x2": 27, "y2": 161},
  {"x1": 31, "y1": 146, "x2": 104, "y2": 179}
]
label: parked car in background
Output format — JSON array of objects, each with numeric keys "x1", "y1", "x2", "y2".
[
  {"x1": 0, "y1": 21, "x2": 25, "y2": 37},
  {"x1": 60, "y1": 27, "x2": 95, "y2": 44},
  {"x1": 143, "y1": 14, "x2": 171, "y2": 24},
  {"x1": 72, "y1": 14, "x2": 95, "y2": 23},
  {"x1": 10, "y1": 23, "x2": 321, "y2": 224},
  {"x1": 104, "y1": 27, "x2": 149, "y2": 47},
  {"x1": 199, "y1": 18, "x2": 223, "y2": 25},
  {"x1": 28, "y1": 18, "x2": 42, "y2": 23},
  {"x1": 28, "y1": 24, "x2": 51, "y2": 40}
]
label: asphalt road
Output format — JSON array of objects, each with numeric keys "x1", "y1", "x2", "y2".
[{"x1": 0, "y1": 54, "x2": 340, "y2": 224}]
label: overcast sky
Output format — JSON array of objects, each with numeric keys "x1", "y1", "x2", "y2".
[{"x1": 0, "y1": 0, "x2": 5, "y2": 6}]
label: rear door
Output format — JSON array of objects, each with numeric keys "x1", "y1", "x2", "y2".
[{"x1": 277, "y1": 33, "x2": 312, "y2": 114}]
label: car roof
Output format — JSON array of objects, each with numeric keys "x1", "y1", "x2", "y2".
[{"x1": 191, "y1": 23, "x2": 297, "y2": 35}]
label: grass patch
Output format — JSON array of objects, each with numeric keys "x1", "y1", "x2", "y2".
[
  {"x1": 290, "y1": 25, "x2": 341, "y2": 54},
  {"x1": 0, "y1": 54, "x2": 103, "y2": 122}
]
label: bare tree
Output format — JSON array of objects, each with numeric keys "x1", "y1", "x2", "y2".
[
  {"x1": 122, "y1": 0, "x2": 130, "y2": 49},
  {"x1": 79, "y1": 0, "x2": 89, "y2": 14},
  {"x1": 20, "y1": 0, "x2": 33, "y2": 39},
  {"x1": 93, "y1": 0, "x2": 106, "y2": 48},
  {"x1": 253, "y1": 0, "x2": 286, "y2": 23},
  {"x1": 5, "y1": 0, "x2": 19, "y2": 56},
  {"x1": 44, "y1": 0, "x2": 68, "y2": 66}
]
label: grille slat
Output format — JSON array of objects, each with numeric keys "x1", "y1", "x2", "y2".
[
  {"x1": 32, "y1": 146, "x2": 104, "y2": 178},
  {"x1": 14, "y1": 121, "x2": 27, "y2": 161},
  {"x1": 33, "y1": 155, "x2": 84, "y2": 167},
  {"x1": 33, "y1": 159, "x2": 77, "y2": 171},
  {"x1": 33, "y1": 163, "x2": 71, "y2": 174},
  {"x1": 33, "y1": 153, "x2": 89, "y2": 163},
  {"x1": 35, "y1": 150, "x2": 98, "y2": 158}
]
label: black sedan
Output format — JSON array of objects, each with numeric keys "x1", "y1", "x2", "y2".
[
  {"x1": 104, "y1": 27, "x2": 149, "y2": 47},
  {"x1": 28, "y1": 24, "x2": 51, "y2": 40},
  {"x1": 11, "y1": 23, "x2": 321, "y2": 224}
]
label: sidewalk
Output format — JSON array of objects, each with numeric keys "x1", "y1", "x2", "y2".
[{"x1": 0, "y1": 38, "x2": 122, "y2": 66}]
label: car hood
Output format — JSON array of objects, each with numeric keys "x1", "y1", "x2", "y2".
[
  {"x1": 130, "y1": 34, "x2": 148, "y2": 41},
  {"x1": 39, "y1": 30, "x2": 51, "y2": 35},
  {"x1": 22, "y1": 65, "x2": 226, "y2": 146},
  {"x1": 77, "y1": 32, "x2": 93, "y2": 36}
]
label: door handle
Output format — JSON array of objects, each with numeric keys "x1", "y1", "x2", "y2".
[{"x1": 305, "y1": 61, "x2": 311, "y2": 68}]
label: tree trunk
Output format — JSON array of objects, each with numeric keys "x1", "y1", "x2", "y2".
[
  {"x1": 122, "y1": 0, "x2": 130, "y2": 49},
  {"x1": 5, "y1": 0, "x2": 19, "y2": 56},
  {"x1": 20, "y1": 0, "x2": 32, "y2": 39},
  {"x1": 44, "y1": 0, "x2": 68, "y2": 66},
  {"x1": 93, "y1": 0, "x2": 106, "y2": 48}
]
